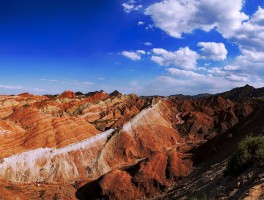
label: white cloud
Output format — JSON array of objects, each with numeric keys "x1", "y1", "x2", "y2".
[
  {"x1": 82, "y1": 82, "x2": 94, "y2": 85},
  {"x1": 166, "y1": 68, "x2": 206, "y2": 78},
  {"x1": 225, "y1": 7, "x2": 264, "y2": 78},
  {"x1": 0, "y1": 85, "x2": 23, "y2": 90},
  {"x1": 39, "y1": 79, "x2": 94, "y2": 87},
  {"x1": 122, "y1": 3, "x2": 134, "y2": 13},
  {"x1": 225, "y1": 49, "x2": 264, "y2": 76},
  {"x1": 120, "y1": 1, "x2": 264, "y2": 95},
  {"x1": 197, "y1": 67, "x2": 207, "y2": 71},
  {"x1": 138, "y1": 21, "x2": 144, "y2": 25},
  {"x1": 230, "y1": 7, "x2": 264, "y2": 52},
  {"x1": 223, "y1": 65, "x2": 239, "y2": 71},
  {"x1": 0, "y1": 85, "x2": 46, "y2": 94},
  {"x1": 203, "y1": 7, "x2": 264, "y2": 83},
  {"x1": 207, "y1": 67, "x2": 226, "y2": 76},
  {"x1": 139, "y1": 75, "x2": 232, "y2": 95},
  {"x1": 144, "y1": 42, "x2": 152, "y2": 46},
  {"x1": 136, "y1": 50, "x2": 146, "y2": 54},
  {"x1": 122, "y1": 3, "x2": 142, "y2": 13},
  {"x1": 145, "y1": 0, "x2": 248, "y2": 38},
  {"x1": 204, "y1": 63, "x2": 211, "y2": 66},
  {"x1": 29, "y1": 88, "x2": 46, "y2": 92},
  {"x1": 225, "y1": 74, "x2": 249, "y2": 82},
  {"x1": 198, "y1": 42, "x2": 227, "y2": 60},
  {"x1": 121, "y1": 51, "x2": 142, "y2": 61},
  {"x1": 138, "y1": 74, "x2": 264, "y2": 96},
  {"x1": 151, "y1": 47, "x2": 199, "y2": 70},
  {"x1": 145, "y1": 1, "x2": 264, "y2": 54},
  {"x1": 207, "y1": 64, "x2": 258, "y2": 83},
  {"x1": 145, "y1": 24, "x2": 154, "y2": 30}
]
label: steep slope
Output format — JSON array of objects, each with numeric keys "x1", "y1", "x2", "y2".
[
  {"x1": 0, "y1": 129, "x2": 114, "y2": 183},
  {"x1": 0, "y1": 92, "x2": 152, "y2": 184},
  {"x1": 0, "y1": 100, "x2": 182, "y2": 184},
  {"x1": 75, "y1": 96, "x2": 259, "y2": 200},
  {"x1": 155, "y1": 103, "x2": 264, "y2": 200}
]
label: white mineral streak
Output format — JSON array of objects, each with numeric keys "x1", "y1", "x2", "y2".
[
  {"x1": 0, "y1": 129, "x2": 114, "y2": 183},
  {"x1": 0, "y1": 101, "x2": 168, "y2": 184},
  {"x1": 0, "y1": 130, "x2": 11, "y2": 135},
  {"x1": 122, "y1": 101, "x2": 161, "y2": 133}
]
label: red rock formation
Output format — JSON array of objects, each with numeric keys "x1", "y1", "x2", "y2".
[
  {"x1": 18, "y1": 92, "x2": 33, "y2": 98},
  {"x1": 57, "y1": 90, "x2": 76, "y2": 99},
  {"x1": 0, "y1": 90, "x2": 260, "y2": 199},
  {"x1": 77, "y1": 151, "x2": 192, "y2": 200},
  {"x1": 86, "y1": 90, "x2": 110, "y2": 102}
]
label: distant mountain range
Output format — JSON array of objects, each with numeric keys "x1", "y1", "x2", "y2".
[
  {"x1": 169, "y1": 84, "x2": 264, "y2": 102},
  {"x1": 219, "y1": 84, "x2": 264, "y2": 101}
]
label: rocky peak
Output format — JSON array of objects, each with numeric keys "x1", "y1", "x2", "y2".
[
  {"x1": 85, "y1": 90, "x2": 109, "y2": 102},
  {"x1": 110, "y1": 90, "x2": 122, "y2": 97},
  {"x1": 18, "y1": 92, "x2": 33, "y2": 98},
  {"x1": 57, "y1": 90, "x2": 76, "y2": 99},
  {"x1": 220, "y1": 84, "x2": 257, "y2": 102}
]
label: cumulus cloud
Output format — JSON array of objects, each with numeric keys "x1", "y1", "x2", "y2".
[
  {"x1": 144, "y1": 0, "x2": 264, "y2": 54},
  {"x1": 205, "y1": 7, "x2": 264, "y2": 83},
  {"x1": 222, "y1": 7, "x2": 264, "y2": 49},
  {"x1": 224, "y1": 49, "x2": 264, "y2": 77},
  {"x1": 151, "y1": 47, "x2": 199, "y2": 70},
  {"x1": 122, "y1": 2, "x2": 142, "y2": 13},
  {"x1": 207, "y1": 64, "x2": 257, "y2": 84},
  {"x1": 121, "y1": 0, "x2": 264, "y2": 95},
  {"x1": 121, "y1": 51, "x2": 143, "y2": 61},
  {"x1": 144, "y1": 1, "x2": 264, "y2": 53},
  {"x1": 198, "y1": 42, "x2": 227, "y2": 60},
  {"x1": 145, "y1": 0, "x2": 247, "y2": 38},
  {"x1": 136, "y1": 50, "x2": 146, "y2": 54},
  {"x1": 230, "y1": 7, "x2": 264, "y2": 52},
  {"x1": 203, "y1": 48, "x2": 264, "y2": 84}
]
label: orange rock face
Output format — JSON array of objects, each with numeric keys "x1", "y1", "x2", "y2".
[
  {"x1": 0, "y1": 91, "x2": 259, "y2": 199},
  {"x1": 58, "y1": 90, "x2": 76, "y2": 99},
  {"x1": 77, "y1": 150, "x2": 192, "y2": 200}
]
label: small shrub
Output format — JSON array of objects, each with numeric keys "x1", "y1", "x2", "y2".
[
  {"x1": 22, "y1": 103, "x2": 30, "y2": 108},
  {"x1": 227, "y1": 136, "x2": 264, "y2": 176}
]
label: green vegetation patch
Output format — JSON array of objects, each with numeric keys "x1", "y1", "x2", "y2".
[{"x1": 227, "y1": 136, "x2": 264, "y2": 176}]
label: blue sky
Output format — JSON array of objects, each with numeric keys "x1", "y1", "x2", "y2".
[{"x1": 0, "y1": 0, "x2": 264, "y2": 95}]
